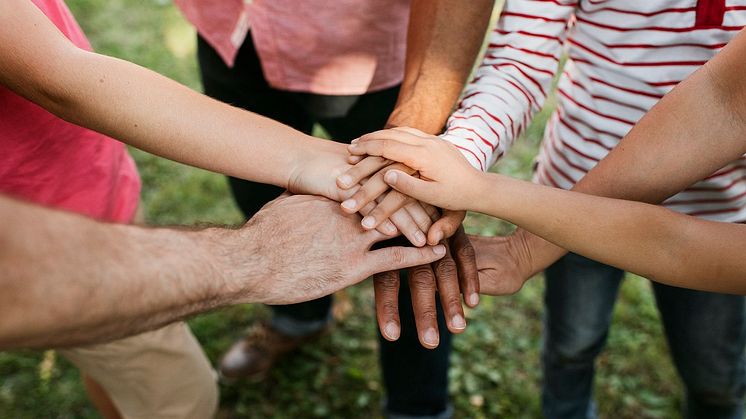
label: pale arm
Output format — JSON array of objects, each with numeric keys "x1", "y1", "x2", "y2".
[
  {"x1": 472, "y1": 174, "x2": 746, "y2": 294},
  {"x1": 0, "y1": 0, "x2": 340, "y2": 195}
]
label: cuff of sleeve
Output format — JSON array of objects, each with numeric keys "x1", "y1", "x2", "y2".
[{"x1": 439, "y1": 132, "x2": 487, "y2": 172}]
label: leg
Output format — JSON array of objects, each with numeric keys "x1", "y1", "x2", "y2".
[
  {"x1": 542, "y1": 253, "x2": 625, "y2": 419},
  {"x1": 59, "y1": 322, "x2": 218, "y2": 419},
  {"x1": 82, "y1": 374, "x2": 122, "y2": 419},
  {"x1": 379, "y1": 271, "x2": 453, "y2": 419},
  {"x1": 653, "y1": 283, "x2": 746, "y2": 419},
  {"x1": 197, "y1": 35, "x2": 334, "y2": 378}
]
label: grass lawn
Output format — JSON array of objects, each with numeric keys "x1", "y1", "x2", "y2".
[{"x1": 0, "y1": 1, "x2": 685, "y2": 417}]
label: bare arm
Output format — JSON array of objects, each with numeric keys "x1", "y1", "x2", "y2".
[
  {"x1": 346, "y1": 128, "x2": 746, "y2": 294},
  {"x1": 0, "y1": 194, "x2": 445, "y2": 350},
  {"x1": 474, "y1": 175, "x2": 746, "y2": 294},
  {"x1": 0, "y1": 0, "x2": 345, "y2": 197},
  {"x1": 387, "y1": 0, "x2": 494, "y2": 132},
  {"x1": 511, "y1": 27, "x2": 746, "y2": 280}
]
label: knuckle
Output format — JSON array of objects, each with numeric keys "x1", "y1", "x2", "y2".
[
  {"x1": 381, "y1": 299, "x2": 399, "y2": 315},
  {"x1": 446, "y1": 299, "x2": 463, "y2": 315},
  {"x1": 410, "y1": 273, "x2": 436, "y2": 290},
  {"x1": 410, "y1": 264, "x2": 435, "y2": 278},
  {"x1": 457, "y1": 243, "x2": 476, "y2": 261},
  {"x1": 417, "y1": 308, "x2": 438, "y2": 322},
  {"x1": 376, "y1": 277, "x2": 399, "y2": 293},
  {"x1": 389, "y1": 248, "x2": 407, "y2": 265},
  {"x1": 435, "y1": 258, "x2": 458, "y2": 278}
]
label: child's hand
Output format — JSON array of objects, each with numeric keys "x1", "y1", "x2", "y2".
[
  {"x1": 289, "y1": 138, "x2": 436, "y2": 246},
  {"x1": 342, "y1": 127, "x2": 484, "y2": 211}
]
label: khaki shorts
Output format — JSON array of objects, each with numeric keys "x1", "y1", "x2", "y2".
[{"x1": 59, "y1": 322, "x2": 218, "y2": 419}]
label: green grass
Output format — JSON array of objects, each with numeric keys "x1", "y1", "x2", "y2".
[{"x1": 0, "y1": 1, "x2": 683, "y2": 417}]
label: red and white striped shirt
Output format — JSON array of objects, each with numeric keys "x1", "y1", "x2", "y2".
[{"x1": 442, "y1": 0, "x2": 746, "y2": 221}]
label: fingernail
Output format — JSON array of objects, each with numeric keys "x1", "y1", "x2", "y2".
[
  {"x1": 414, "y1": 230, "x2": 426, "y2": 245},
  {"x1": 338, "y1": 174, "x2": 353, "y2": 187},
  {"x1": 384, "y1": 171, "x2": 398, "y2": 184},
  {"x1": 423, "y1": 328, "x2": 439, "y2": 347},
  {"x1": 384, "y1": 322, "x2": 400, "y2": 340},
  {"x1": 469, "y1": 293, "x2": 480, "y2": 306},
  {"x1": 349, "y1": 143, "x2": 360, "y2": 151},
  {"x1": 452, "y1": 314, "x2": 466, "y2": 329},
  {"x1": 341, "y1": 199, "x2": 357, "y2": 210},
  {"x1": 351, "y1": 138, "x2": 360, "y2": 144},
  {"x1": 432, "y1": 231, "x2": 444, "y2": 244},
  {"x1": 362, "y1": 216, "x2": 376, "y2": 229},
  {"x1": 434, "y1": 245, "x2": 446, "y2": 256},
  {"x1": 383, "y1": 220, "x2": 397, "y2": 235}
]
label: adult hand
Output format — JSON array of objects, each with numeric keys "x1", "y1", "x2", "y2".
[
  {"x1": 226, "y1": 194, "x2": 447, "y2": 305},
  {"x1": 468, "y1": 232, "x2": 538, "y2": 296},
  {"x1": 374, "y1": 226, "x2": 479, "y2": 349}
]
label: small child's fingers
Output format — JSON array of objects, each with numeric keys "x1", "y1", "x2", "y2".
[{"x1": 337, "y1": 156, "x2": 390, "y2": 189}]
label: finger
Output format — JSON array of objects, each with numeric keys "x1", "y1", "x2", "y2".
[
  {"x1": 404, "y1": 200, "x2": 434, "y2": 233},
  {"x1": 340, "y1": 170, "x2": 392, "y2": 215},
  {"x1": 365, "y1": 191, "x2": 426, "y2": 246},
  {"x1": 408, "y1": 265, "x2": 440, "y2": 349},
  {"x1": 360, "y1": 200, "x2": 398, "y2": 236},
  {"x1": 389, "y1": 126, "x2": 431, "y2": 138},
  {"x1": 355, "y1": 128, "x2": 427, "y2": 145},
  {"x1": 451, "y1": 226, "x2": 480, "y2": 307},
  {"x1": 364, "y1": 244, "x2": 446, "y2": 275},
  {"x1": 432, "y1": 242, "x2": 467, "y2": 334},
  {"x1": 374, "y1": 270, "x2": 401, "y2": 341},
  {"x1": 337, "y1": 156, "x2": 390, "y2": 189},
  {"x1": 383, "y1": 170, "x2": 439, "y2": 205},
  {"x1": 348, "y1": 140, "x2": 423, "y2": 170},
  {"x1": 427, "y1": 210, "x2": 466, "y2": 245},
  {"x1": 422, "y1": 203, "x2": 441, "y2": 222},
  {"x1": 347, "y1": 154, "x2": 364, "y2": 164},
  {"x1": 341, "y1": 164, "x2": 416, "y2": 222},
  {"x1": 389, "y1": 207, "x2": 427, "y2": 247}
]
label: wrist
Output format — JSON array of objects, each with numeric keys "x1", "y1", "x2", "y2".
[
  {"x1": 284, "y1": 134, "x2": 319, "y2": 191},
  {"x1": 513, "y1": 227, "x2": 567, "y2": 278},
  {"x1": 196, "y1": 225, "x2": 264, "y2": 305},
  {"x1": 387, "y1": 104, "x2": 449, "y2": 135}
]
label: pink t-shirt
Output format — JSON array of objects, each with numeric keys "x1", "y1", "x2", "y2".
[
  {"x1": 175, "y1": 0, "x2": 410, "y2": 95},
  {"x1": 0, "y1": 0, "x2": 141, "y2": 223}
]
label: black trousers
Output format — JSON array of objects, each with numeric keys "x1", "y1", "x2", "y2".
[{"x1": 197, "y1": 35, "x2": 452, "y2": 416}]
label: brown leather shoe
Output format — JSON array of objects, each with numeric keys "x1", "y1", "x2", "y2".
[{"x1": 218, "y1": 322, "x2": 325, "y2": 381}]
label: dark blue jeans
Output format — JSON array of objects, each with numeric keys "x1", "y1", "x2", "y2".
[{"x1": 542, "y1": 253, "x2": 746, "y2": 419}]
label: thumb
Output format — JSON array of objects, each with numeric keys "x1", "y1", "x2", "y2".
[
  {"x1": 364, "y1": 245, "x2": 446, "y2": 276},
  {"x1": 427, "y1": 210, "x2": 466, "y2": 245},
  {"x1": 383, "y1": 170, "x2": 438, "y2": 204}
]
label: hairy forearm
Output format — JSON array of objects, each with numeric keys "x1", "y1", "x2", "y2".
[
  {"x1": 477, "y1": 174, "x2": 746, "y2": 294},
  {"x1": 0, "y1": 197, "x2": 256, "y2": 349},
  {"x1": 387, "y1": 0, "x2": 494, "y2": 133}
]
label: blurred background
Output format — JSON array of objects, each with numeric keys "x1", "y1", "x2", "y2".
[{"x1": 0, "y1": 1, "x2": 683, "y2": 417}]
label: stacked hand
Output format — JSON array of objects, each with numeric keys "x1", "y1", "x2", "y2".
[
  {"x1": 317, "y1": 129, "x2": 479, "y2": 347},
  {"x1": 286, "y1": 135, "x2": 481, "y2": 348},
  {"x1": 335, "y1": 128, "x2": 542, "y2": 334}
]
